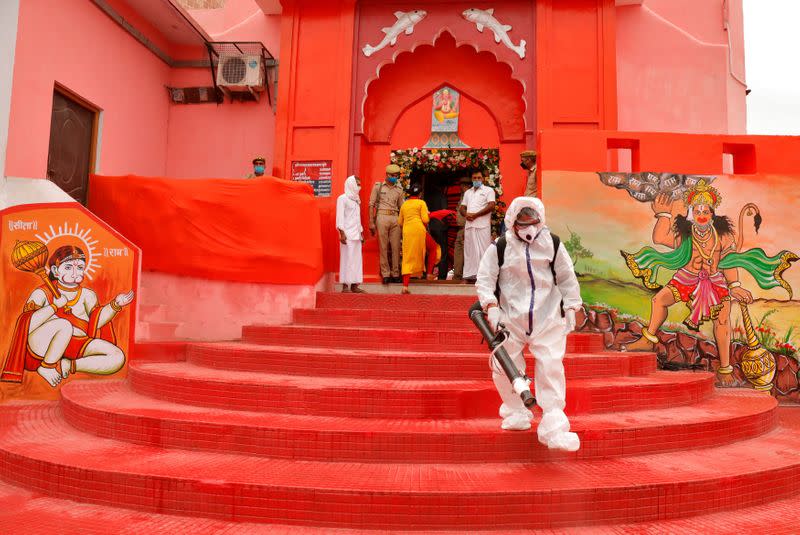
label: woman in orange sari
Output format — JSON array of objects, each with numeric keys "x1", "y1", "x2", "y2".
[{"x1": 397, "y1": 184, "x2": 430, "y2": 294}]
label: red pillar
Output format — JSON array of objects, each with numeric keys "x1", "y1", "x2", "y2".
[
  {"x1": 535, "y1": 0, "x2": 618, "y2": 131},
  {"x1": 274, "y1": 0, "x2": 357, "y2": 271}
]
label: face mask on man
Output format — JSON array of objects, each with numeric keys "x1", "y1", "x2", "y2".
[
  {"x1": 387, "y1": 176, "x2": 398, "y2": 184},
  {"x1": 254, "y1": 165, "x2": 265, "y2": 174},
  {"x1": 514, "y1": 222, "x2": 539, "y2": 243},
  {"x1": 472, "y1": 180, "x2": 482, "y2": 189}
]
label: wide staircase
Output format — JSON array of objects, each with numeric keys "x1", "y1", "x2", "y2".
[{"x1": 1, "y1": 291, "x2": 800, "y2": 533}]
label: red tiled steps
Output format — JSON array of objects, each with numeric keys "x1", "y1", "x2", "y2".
[
  {"x1": 128, "y1": 361, "x2": 714, "y2": 418},
  {"x1": 132, "y1": 340, "x2": 188, "y2": 362},
  {"x1": 61, "y1": 381, "x2": 777, "y2": 463},
  {"x1": 187, "y1": 342, "x2": 657, "y2": 380},
  {"x1": 293, "y1": 307, "x2": 474, "y2": 330},
  {"x1": 4, "y1": 465, "x2": 800, "y2": 535},
  {"x1": 2, "y1": 403, "x2": 800, "y2": 530},
  {"x1": 241, "y1": 324, "x2": 606, "y2": 353},
  {"x1": 316, "y1": 292, "x2": 478, "y2": 311}
]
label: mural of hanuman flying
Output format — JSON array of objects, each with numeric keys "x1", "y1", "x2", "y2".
[{"x1": 621, "y1": 179, "x2": 798, "y2": 380}]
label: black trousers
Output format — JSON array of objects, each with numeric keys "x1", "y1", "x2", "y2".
[{"x1": 429, "y1": 218, "x2": 449, "y2": 280}]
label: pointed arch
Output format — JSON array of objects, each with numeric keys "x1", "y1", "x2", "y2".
[{"x1": 362, "y1": 31, "x2": 527, "y2": 143}]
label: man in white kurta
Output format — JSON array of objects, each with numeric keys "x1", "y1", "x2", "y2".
[
  {"x1": 336, "y1": 175, "x2": 366, "y2": 293},
  {"x1": 460, "y1": 170, "x2": 496, "y2": 282}
]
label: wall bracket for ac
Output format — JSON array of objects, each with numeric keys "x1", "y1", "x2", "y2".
[{"x1": 206, "y1": 41, "x2": 277, "y2": 110}]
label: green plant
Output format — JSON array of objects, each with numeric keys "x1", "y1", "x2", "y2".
[
  {"x1": 563, "y1": 227, "x2": 594, "y2": 270},
  {"x1": 734, "y1": 309, "x2": 798, "y2": 359},
  {"x1": 773, "y1": 325, "x2": 798, "y2": 359}
]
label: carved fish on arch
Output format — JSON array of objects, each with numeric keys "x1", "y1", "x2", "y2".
[
  {"x1": 462, "y1": 8, "x2": 526, "y2": 59},
  {"x1": 362, "y1": 10, "x2": 428, "y2": 57}
]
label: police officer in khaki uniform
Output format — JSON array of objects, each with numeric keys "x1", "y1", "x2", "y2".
[
  {"x1": 520, "y1": 150, "x2": 538, "y2": 197},
  {"x1": 369, "y1": 164, "x2": 405, "y2": 283}
]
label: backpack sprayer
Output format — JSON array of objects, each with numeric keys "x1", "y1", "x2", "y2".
[{"x1": 468, "y1": 301, "x2": 536, "y2": 408}]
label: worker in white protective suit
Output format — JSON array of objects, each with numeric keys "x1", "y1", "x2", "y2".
[{"x1": 475, "y1": 197, "x2": 583, "y2": 452}]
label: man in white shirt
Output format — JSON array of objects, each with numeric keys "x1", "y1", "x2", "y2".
[
  {"x1": 459, "y1": 170, "x2": 496, "y2": 283},
  {"x1": 336, "y1": 175, "x2": 366, "y2": 293}
]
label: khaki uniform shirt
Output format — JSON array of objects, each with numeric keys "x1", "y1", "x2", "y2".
[
  {"x1": 369, "y1": 182, "x2": 404, "y2": 224},
  {"x1": 523, "y1": 165, "x2": 538, "y2": 197}
]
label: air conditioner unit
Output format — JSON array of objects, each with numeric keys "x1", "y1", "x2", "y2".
[{"x1": 216, "y1": 54, "x2": 265, "y2": 91}]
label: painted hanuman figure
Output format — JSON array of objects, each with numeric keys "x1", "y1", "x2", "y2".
[
  {"x1": 622, "y1": 180, "x2": 797, "y2": 381},
  {"x1": 2, "y1": 245, "x2": 134, "y2": 388}
]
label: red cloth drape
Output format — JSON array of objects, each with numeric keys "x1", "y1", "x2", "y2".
[{"x1": 88, "y1": 175, "x2": 323, "y2": 285}]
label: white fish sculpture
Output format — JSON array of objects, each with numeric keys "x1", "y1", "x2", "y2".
[
  {"x1": 462, "y1": 8, "x2": 526, "y2": 59},
  {"x1": 362, "y1": 10, "x2": 427, "y2": 57}
]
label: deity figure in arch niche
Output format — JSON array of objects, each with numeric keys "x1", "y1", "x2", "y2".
[
  {"x1": 621, "y1": 180, "x2": 798, "y2": 383},
  {"x1": 433, "y1": 88, "x2": 459, "y2": 123},
  {"x1": 2, "y1": 244, "x2": 134, "y2": 388}
]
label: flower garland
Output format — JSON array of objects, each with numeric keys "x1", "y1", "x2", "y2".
[{"x1": 389, "y1": 148, "x2": 506, "y2": 228}]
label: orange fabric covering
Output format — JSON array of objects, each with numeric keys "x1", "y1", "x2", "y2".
[{"x1": 88, "y1": 175, "x2": 323, "y2": 285}]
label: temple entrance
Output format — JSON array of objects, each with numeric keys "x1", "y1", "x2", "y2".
[
  {"x1": 413, "y1": 168, "x2": 468, "y2": 279},
  {"x1": 356, "y1": 30, "x2": 527, "y2": 279},
  {"x1": 390, "y1": 147, "x2": 502, "y2": 279},
  {"x1": 412, "y1": 169, "x2": 467, "y2": 212},
  {"x1": 392, "y1": 147, "x2": 502, "y2": 216}
]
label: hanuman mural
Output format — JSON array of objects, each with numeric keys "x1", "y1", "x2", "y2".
[
  {"x1": 2, "y1": 242, "x2": 134, "y2": 388},
  {"x1": 621, "y1": 179, "x2": 798, "y2": 382}
]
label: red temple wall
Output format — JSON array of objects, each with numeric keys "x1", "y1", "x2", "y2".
[
  {"x1": 538, "y1": 130, "x2": 800, "y2": 179},
  {"x1": 353, "y1": 0, "x2": 536, "y2": 144}
]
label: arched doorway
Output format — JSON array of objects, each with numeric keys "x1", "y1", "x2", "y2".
[{"x1": 357, "y1": 31, "x2": 529, "y2": 278}]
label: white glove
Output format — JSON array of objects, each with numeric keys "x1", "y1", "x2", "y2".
[
  {"x1": 487, "y1": 306, "x2": 501, "y2": 331},
  {"x1": 564, "y1": 308, "x2": 577, "y2": 334}
]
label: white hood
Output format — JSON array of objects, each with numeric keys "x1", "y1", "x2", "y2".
[
  {"x1": 504, "y1": 196, "x2": 545, "y2": 237},
  {"x1": 344, "y1": 175, "x2": 361, "y2": 203}
]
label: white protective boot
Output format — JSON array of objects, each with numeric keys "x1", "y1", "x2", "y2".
[
  {"x1": 499, "y1": 403, "x2": 533, "y2": 421},
  {"x1": 542, "y1": 431, "x2": 580, "y2": 452},
  {"x1": 501, "y1": 411, "x2": 532, "y2": 431}
]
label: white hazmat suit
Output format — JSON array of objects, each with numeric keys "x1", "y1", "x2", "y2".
[{"x1": 476, "y1": 197, "x2": 583, "y2": 452}]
